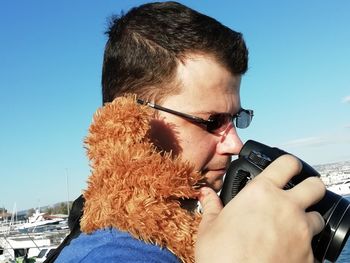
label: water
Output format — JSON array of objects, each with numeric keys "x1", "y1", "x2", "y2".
[
  {"x1": 337, "y1": 240, "x2": 350, "y2": 262},
  {"x1": 326, "y1": 195, "x2": 350, "y2": 263}
]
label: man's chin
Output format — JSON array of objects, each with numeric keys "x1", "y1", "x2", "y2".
[
  {"x1": 206, "y1": 180, "x2": 224, "y2": 193},
  {"x1": 201, "y1": 170, "x2": 226, "y2": 192},
  {"x1": 197, "y1": 174, "x2": 224, "y2": 192}
]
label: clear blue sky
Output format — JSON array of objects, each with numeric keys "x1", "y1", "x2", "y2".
[{"x1": 1, "y1": 0, "x2": 349, "y2": 211}]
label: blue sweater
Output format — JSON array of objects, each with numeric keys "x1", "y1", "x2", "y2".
[{"x1": 55, "y1": 228, "x2": 180, "y2": 263}]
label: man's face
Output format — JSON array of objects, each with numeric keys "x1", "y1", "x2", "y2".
[{"x1": 150, "y1": 55, "x2": 243, "y2": 192}]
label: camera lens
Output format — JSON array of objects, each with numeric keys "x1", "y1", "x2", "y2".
[{"x1": 311, "y1": 191, "x2": 350, "y2": 262}]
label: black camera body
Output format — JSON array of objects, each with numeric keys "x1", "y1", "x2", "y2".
[{"x1": 220, "y1": 140, "x2": 350, "y2": 262}]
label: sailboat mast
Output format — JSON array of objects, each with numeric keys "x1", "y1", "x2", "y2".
[{"x1": 65, "y1": 168, "x2": 70, "y2": 216}]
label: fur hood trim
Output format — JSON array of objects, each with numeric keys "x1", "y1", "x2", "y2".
[{"x1": 81, "y1": 95, "x2": 202, "y2": 263}]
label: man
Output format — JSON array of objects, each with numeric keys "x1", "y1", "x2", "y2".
[{"x1": 56, "y1": 2, "x2": 325, "y2": 262}]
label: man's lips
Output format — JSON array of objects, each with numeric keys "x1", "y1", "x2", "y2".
[
  {"x1": 202, "y1": 165, "x2": 228, "y2": 173},
  {"x1": 210, "y1": 168, "x2": 227, "y2": 172}
]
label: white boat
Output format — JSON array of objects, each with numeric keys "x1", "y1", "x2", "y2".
[
  {"x1": 35, "y1": 245, "x2": 57, "y2": 263},
  {"x1": 0, "y1": 233, "x2": 51, "y2": 261},
  {"x1": 0, "y1": 226, "x2": 68, "y2": 261},
  {"x1": 327, "y1": 180, "x2": 350, "y2": 196},
  {"x1": 15, "y1": 209, "x2": 64, "y2": 233}
]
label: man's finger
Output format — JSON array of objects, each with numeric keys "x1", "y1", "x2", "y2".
[
  {"x1": 306, "y1": 211, "x2": 325, "y2": 236},
  {"x1": 260, "y1": 154, "x2": 302, "y2": 188},
  {"x1": 198, "y1": 187, "x2": 223, "y2": 233},
  {"x1": 287, "y1": 176, "x2": 326, "y2": 209}
]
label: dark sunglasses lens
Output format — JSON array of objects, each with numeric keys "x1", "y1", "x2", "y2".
[
  {"x1": 236, "y1": 110, "x2": 252, "y2": 129},
  {"x1": 207, "y1": 114, "x2": 230, "y2": 132}
]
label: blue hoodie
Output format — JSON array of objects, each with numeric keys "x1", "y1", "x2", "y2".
[{"x1": 55, "y1": 228, "x2": 180, "y2": 263}]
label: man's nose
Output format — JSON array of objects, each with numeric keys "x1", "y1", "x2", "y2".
[{"x1": 216, "y1": 124, "x2": 243, "y2": 155}]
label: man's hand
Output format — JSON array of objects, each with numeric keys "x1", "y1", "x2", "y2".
[{"x1": 195, "y1": 154, "x2": 326, "y2": 263}]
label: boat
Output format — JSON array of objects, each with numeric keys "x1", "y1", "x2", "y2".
[
  {"x1": 327, "y1": 180, "x2": 350, "y2": 196},
  {"x1": 15, "y1": 209, "x2": 65, "y2": 233},
  {"x1": 0, "y1": 233, "x2": 51, "y2": 261},
  {"x1": 0, "y1": 227, "x2": 68, "y2": 262},
  {"x1": 35, "y1": 245, "x2": 57, "y2": 263},
  {"x1": 0, "y1": 208, "x2": 68, "y2": 261}
]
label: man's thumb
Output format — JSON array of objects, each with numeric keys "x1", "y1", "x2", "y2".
[{"x1": 198, "y1": 187, "x2": 223, "y2": 232}]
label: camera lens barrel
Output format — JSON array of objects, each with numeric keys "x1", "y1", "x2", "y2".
[{"x1": 311, "y1": 191, "x2": 350, "y2": 262}]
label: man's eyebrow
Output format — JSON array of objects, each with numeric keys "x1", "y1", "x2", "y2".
[
  {"x1": 189, "y1": 110, "x2": 217, "y2": 116},
  {"x1": 191, "y1": 109, "x2": 241, "y2": 116},
  {"x1": 188, "y1": 111, "x2": 226, "y2": 119}
]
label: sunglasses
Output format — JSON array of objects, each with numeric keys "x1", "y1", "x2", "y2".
[{"x1": 137, "y1": 99, "x2": 253, "y2": 133}]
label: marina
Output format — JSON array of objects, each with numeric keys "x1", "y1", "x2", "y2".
[
  {"x1": 1, "y1": 161, "x2": 349, "y2": 262},
  {"x1": 2, "y1": 196, "x2": 350, "y2": 262},
  {"x1": 0, "y1": 210, "x2": 69, "y2": 262},
  {"x1": 327, "y1": 180, "x2": 350, "y2": 197}
]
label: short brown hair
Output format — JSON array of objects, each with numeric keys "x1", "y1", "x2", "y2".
[{"x1": 102, "y1": 1, "x2": 248, "y2": 104}]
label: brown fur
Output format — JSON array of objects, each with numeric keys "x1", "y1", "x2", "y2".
[{"x1": 81, "y1": 95, "x2": 202, "y2": 263}]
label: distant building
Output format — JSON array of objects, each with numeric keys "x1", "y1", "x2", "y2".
[{"x1": 0, "y1": 212, "x2": 12, "y2": 221}]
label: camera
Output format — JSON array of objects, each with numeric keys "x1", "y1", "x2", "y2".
[{"x1": 220, "y1": 140, "x2": 350, "y2": 262}]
